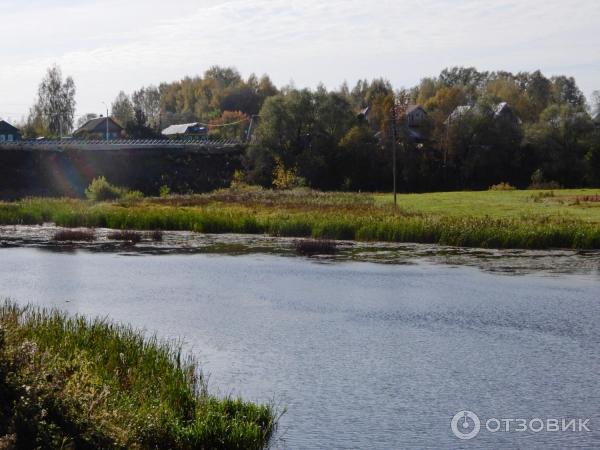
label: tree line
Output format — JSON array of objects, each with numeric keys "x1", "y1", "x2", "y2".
[{"x1": 17, "y1": 65, "x2": 600, "y2": 191}]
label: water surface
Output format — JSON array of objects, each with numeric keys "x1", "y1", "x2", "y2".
[{"x1": 1, "y1": 246, "x2": 599, "y2": 449}]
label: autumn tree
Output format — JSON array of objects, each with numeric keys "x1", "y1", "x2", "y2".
[
  {"x1": 111, "y1": 91, "x2": 135, "y2": 128},
  {"x1": 132, "y1": 86, "x2": 161, "y2": 130},
  {"x1": 28, "y1": 65, "x2": 76, "y2": 136},
  {"x1": 209, "y1": 110, "x2": 250, "y2": 141}
]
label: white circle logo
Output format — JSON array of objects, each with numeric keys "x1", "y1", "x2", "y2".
[{"x1": 451, "y1": 410, "x2": 481, "y2": 440}]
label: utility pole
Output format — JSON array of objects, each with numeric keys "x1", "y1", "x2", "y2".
[
  {"x1": 246, "y1": 114, "x2": 261, "y2": 143},
  {"x1": 102, "y1": 101, "x2": 109, "y2": 140},
  {"x1": 391, "y1": 101, "x2": 397, "y2": 207}
]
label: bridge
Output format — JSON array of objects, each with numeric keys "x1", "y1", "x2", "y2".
[{"x1": 0, "y1": 138, "x2": 243, "y2": 153}]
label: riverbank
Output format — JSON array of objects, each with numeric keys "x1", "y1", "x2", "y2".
[
  {"x1": 0, "y1": 302, "x2": 275, "y2": 449},
  {"x1": 1, "y1": 187, "x2": 600, "y2": 249}
]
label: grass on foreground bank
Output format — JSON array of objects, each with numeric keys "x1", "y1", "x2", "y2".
[
  {"x1": 1, "y1": 187, "x2": 600, "y2": 249},
  {"x1": 0, "y1": 302, "x2": 275, "y2": 449}
]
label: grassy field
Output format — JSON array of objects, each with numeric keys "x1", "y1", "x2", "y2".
[
  {"x1": 375, "y1": 189, "x2": 600, "y2": 221},
  {"x1": 0, "y1": 302, "x2": 275, "y2": 449},
  {"x1": 1, "y1": 187, "x2": 600, "y2": 249}
]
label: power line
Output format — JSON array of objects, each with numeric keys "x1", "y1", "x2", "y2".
[{"x1": 197, "y1": 116, "x2": 257, "y2": 128}]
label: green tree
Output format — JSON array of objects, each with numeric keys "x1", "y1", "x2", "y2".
[
  {"x1": 338, "y1": 125, "x2": 388, "y2": 190},
  {"x1": 525, "y1": 104, "x2": 594, "y2": 186}
]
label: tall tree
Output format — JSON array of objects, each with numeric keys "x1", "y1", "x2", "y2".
[
  {"x1": 29, "y1": 65, "x2": 76, "y2": 136},
  {"x1": 551, "y1": 76, "x2": 586, "y2": 107},
  {"x1": 111, "y1": 91, "x2": 135, "y2": 128},
  {"x1": 132, "y1": 86, "x2": 161, "y2": 130}
]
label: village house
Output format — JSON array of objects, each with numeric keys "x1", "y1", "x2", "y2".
[
  {"x1": 162, "y1": 122, "x2": 207, "y2": 139},
  {"x1": 0, "y1": 120, "x2": 21, "y2": 142},
  {"x1": 368, "y1": 104, "x2": 429, "y2": 144},
  {"x1": 405, "y1": 105, "x2": 427, "y2": 128},
  {"x1": 73, "y1": 117, "x2": 123, "y2": 140},
  {"x1": 404, "y1": 105, "x2": 428, "y2": 143}
]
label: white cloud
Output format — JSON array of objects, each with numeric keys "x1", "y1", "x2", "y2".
[{"x1": 1, "y1": 0, "x2": 599, "y2": 120}]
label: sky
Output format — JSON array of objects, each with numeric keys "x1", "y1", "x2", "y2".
[{"x1": 1, "y1": 0, "x2": 599, "y2": 122}]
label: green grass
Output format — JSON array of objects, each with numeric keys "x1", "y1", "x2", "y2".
[
  {"x1": 1, "y1": 187, "x2": 600, "y2": 249},
  {"x1": 0, "y1": 301, "x2": 276, "y2": 449},
  {"x1": 375, "y1": 189, "x2": 600, "y2": 221}
]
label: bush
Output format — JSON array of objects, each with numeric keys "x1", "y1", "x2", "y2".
[
  {"x1": 489, "y1": 182, "x2": 516, "y2": 191},
  {"x1": 529, "y1": 169, "x2": 562, "y2": 190},
  {"x1": 85, "y1": 177, "x2": 143, "y2": 202},
  {"x1": 229, "y1": 170, "x2": 248, "y2": 189},
  {"x1": 272, "y1": 158, "x2": 306, "y2": 190},
  {"x1": 159, "y1": 185, "x2": 171, "y2": 198}
]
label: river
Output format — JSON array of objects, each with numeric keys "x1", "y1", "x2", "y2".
[{"x1": 1, "y1": 242, "x2": 599, "y2": 449}]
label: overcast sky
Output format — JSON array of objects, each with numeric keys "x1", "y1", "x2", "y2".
[{"x1": 1, "y1": 0, "x2": 599, "y2": 122}]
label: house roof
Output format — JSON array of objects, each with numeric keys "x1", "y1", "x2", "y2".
[
  {"x1": 162, "y1": 122, "x2": 206, "y2": 135},
  {"x1": 446, "y1": 105, "x2": 473, "y2": 123},
  {"x1": 594, "y1": 113, "x2": 600, "y2": 124},
  {"x1": 0, "y1": 120, "x2": 19, "y2": 134},
  {"x1": 74, "y1": 117, "x2": 123, "y2": 134},
  {"x1": 493, "y1": 102, "x2": 510, "y2": 117},
  {"x1": 446, "y1": 102, "x2": 521, "y2": 124},
  {"x1": 493, "y1": 102, "x2": 522, "y2": 124},
  {"x1": 406, "y1": 104, "x2": 426, "y2": 115}
]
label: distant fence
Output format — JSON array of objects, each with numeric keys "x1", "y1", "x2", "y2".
[{"x1": 0, "y1": 138, "x2": 243, "y2": 152}]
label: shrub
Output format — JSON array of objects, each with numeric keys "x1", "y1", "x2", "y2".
[
  {"x1": 121, "y1": 190, "x2": 144, "y2": 201},
  {"x1": 529, "y1": 169, "x2": 562, "y2": 189},
  {"x1": 272, "y1": 158, "x2": 306, "y2": 190},
  {"x1": 159, "y1": 184, "x2": 171, "y2": 198},
  {"x1": 85, "y1": 177, "x2": 143, "y2": 202},
  {"x1": 85, "y1": 176, "x2": 122, "y2": 201},
  {"x1": 229, "y1": 170, "x2": 248, "y2": 189},
  {"x1": 489, "y1": 182, "x2": 516, "y2": 191}
]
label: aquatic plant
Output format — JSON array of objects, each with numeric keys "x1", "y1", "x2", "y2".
[
  {"x1": 295, "y1": 239, "x2": 338, "y2": 255},
  {"x1": 147, "y1": 229, "x2": 164, "y2": 241},
  {"x1": 0, "y1": 301, "x2": 276, "y2": 449},
  {"x1": 53, "y1": 228, "x2": 96, "y2": 241},
  {"x1": 108, "y1": 230, "x2": 143, "y2": 243}
]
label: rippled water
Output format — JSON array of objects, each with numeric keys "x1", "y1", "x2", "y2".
[{"x1": 1, "y1": 243, "x2": 599, "y2": 449}]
